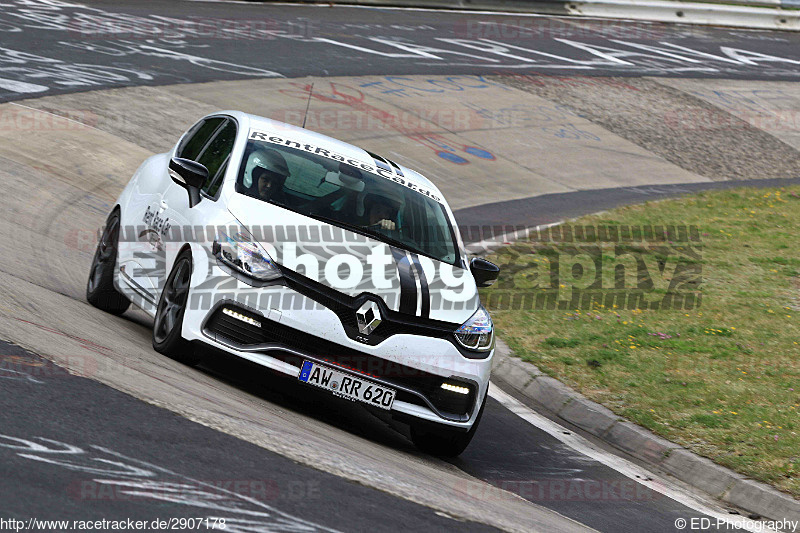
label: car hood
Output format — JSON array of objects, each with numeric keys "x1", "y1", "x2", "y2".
[{"x1": 227, "y1": 193, "x2": 478, "y2": 325}]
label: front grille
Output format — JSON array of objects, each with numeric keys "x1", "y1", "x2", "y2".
[
  {"x1": 280, "y1": 268, "x2": 459, "y2": 347},
  {"x1": 203, "y1": 304, "x2": 477, "y2": 419}
]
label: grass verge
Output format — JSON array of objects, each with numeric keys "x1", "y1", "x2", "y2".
[{"x1": 482, "y1": 186, "x2": 800, "y2": 497}]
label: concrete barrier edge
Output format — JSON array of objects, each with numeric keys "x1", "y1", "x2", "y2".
[
  {"x1": 490, "y1": 338, "x2": 800, "y2": 523},
  {"x1": 245, "y1": 0, "x2": 800, "y2": 31}
]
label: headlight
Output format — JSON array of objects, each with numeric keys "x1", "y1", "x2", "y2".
[
  {"x1": 213, "y1": 230, "x2": 281, "y2": 282},
  {"x1": 454, "y1": 306, "x2": 494, "y2": 353}
]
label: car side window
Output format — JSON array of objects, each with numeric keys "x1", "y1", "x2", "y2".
[
  {"x1": 205, "y1": 157, "x2": 229, "y2": 198},
  {"x1": 196, "y1": 119, "x2": 237, "y2": 195},
  {"x1": 177, "y1": 117, "x2": 224, "y2": 161}
]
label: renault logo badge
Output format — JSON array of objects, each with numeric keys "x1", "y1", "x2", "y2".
[{"x1": 356, "y1": 301, "x2": 382, "y2": 335}]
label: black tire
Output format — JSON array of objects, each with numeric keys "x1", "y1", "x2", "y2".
[
  {"x1": 87, "y1": 210, "x2": 130, "y2": 315},
  {"x1": 152, "y1": 249, "x2": 200, "y2": 366},
  {"x1": 410, "y1": 392, "x2": 487, "y2": 457}
]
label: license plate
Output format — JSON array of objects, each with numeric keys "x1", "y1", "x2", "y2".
[{"x1": 298, "y1": 361, "x2": 395, "y2": 410}]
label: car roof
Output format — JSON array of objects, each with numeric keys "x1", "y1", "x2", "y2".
[{"x1": 215, "y1": 110, "x2": 443, "y2": 199}]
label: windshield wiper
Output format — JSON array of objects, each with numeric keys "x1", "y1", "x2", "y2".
[
  {"x1": 365, "y1": 232, "x2": 431, "y2": 261},
  {"x1": 306, "y1": 213, "x2": 374, "y2": 239}
]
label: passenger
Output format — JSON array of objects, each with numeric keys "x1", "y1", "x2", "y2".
[{"x1": 255, "y1": 166, "x2": 287, "y2": 203}]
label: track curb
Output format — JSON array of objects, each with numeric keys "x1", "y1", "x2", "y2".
[{"x1": 490, "y1": 339, "x2": 800, "y2": 523}]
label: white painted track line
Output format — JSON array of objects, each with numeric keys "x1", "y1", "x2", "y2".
[{"x1": 488, "y1": 384, "x2": 780, "y2": 533}]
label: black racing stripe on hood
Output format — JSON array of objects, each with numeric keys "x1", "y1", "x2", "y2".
[
  {"x1": 390, "y1": 246, "x2": 417, "y2": 315},
  {"x1": 410, "y1": 253, "x2": 430, "y2": 319}
]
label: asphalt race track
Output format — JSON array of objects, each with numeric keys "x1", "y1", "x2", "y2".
[
  {"x1": 2, "y1": 1, "x2": 800, "y2": 532},
  {"x1": 3, "y1": 0, "x2": 800, "y2": 102},
  {"x1": 0, "y1": 341, "x2": 498, "y2": 533}
]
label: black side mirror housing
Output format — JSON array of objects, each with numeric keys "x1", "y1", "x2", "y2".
[
  {"x1": 169, "y1": 157, "x2": 208, "y2": 208},
  {"x1": 470, "y1": 257, "x2": 500, "y2": 288}
]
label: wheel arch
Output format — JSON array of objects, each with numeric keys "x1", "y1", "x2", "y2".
[{"x1": 165, "y1": 242, "x2": 211, "y2": 295}]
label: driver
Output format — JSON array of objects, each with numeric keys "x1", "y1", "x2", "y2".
[
  {"x1": 363, "y1": 190, "x2": 403, "y2": 231},
  {"x1": 243, "y1": 148, "x2": 290, "y2": 203}
]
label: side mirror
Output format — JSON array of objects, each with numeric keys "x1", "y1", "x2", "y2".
[
  {"x1": 470, "y1": 257, "x2": 500, "y2": 288},
  {"x1": 169, "y1": 157, "x2": 208, "y2": 208}
]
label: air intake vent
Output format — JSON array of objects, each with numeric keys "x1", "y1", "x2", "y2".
[{"x1": 205, "y1": 306, "x2": 264, "y2": 345}]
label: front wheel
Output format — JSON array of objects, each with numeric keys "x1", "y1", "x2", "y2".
[
  {"x1": 152, "y1": 249, "x2": 199, "y2": 366},
  {"x1": 87, "y1": 210, "x2": 130, "y2": 315},
  {"x1": 410, "y1": 392, "x2": 487, "y2": 457}
]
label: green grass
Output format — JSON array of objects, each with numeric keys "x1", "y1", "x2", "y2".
[{"x1": 482, "y1": 186, "x2": 800, "y2": 496}]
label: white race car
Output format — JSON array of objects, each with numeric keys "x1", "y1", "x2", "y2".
[{"x1": 87, "y1": 111, "x2": 500, "y2": 456}]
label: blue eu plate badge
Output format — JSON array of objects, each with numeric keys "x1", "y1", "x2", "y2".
[{"x1": 299, "y1": 361, "x2": 313, "y2": 382}]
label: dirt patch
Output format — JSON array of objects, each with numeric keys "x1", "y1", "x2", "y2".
[{"x1": 494, "y1": 74, "x2": 800, "y2": 181}]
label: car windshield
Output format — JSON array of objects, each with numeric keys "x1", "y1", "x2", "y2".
[{"x1": 235, "y1": 138, "x2": 459, "y2": 265}]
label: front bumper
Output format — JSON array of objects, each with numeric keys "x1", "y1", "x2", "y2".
[{"x1": 180, "y1": 265, "x2": 492, "y2": 429}]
